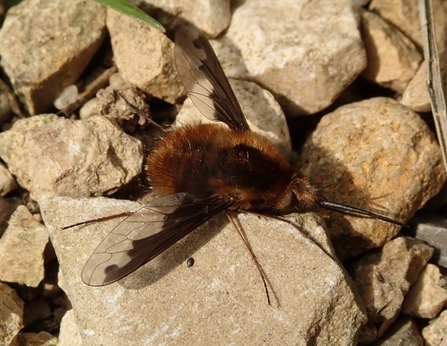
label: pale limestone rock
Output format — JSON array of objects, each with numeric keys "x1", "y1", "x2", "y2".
[
  {"x1": 351, "y1": 237, "x2": 433, "y2": 325},
  {"x1": 175, "y1": 79, "x2": 292, "y2": 158},
  {"x1": 0, "y1": 162, "x2": 17, "y2": 196},
  {"x1": 360, "y1": 10, "x2": 422, "y2": 93},
  {"x1": 299, "y1": 97, "x2": 446, "y2": 260},
  {"x1": 17, "y1": 332, "x2": 57, "y2": 346},
  {"x1": 369, "y1": 0, "x2": 447, "y2": 51},
  {"x1": 412, "y1": 213, "x2": 447, "y2": 268},
  {"x1": 0, "y1": 114, "x2": 142, "y2": 201},
  {"x1": 0, "y1": 281, "x2": 24, "y2": 346},
  {"x1": 374, "y1": 318, "x2": 424, "y2": 346},
  {"x1": 0, "y1": 0, "x2": 106, "y2": 115},
  {"x1": 401, "y1": 53, "x2": 447, "y2": 113},
  {"x1": 142, "y1": 0, "x2": 231, "y2": 38},
  {"x1": 0, "y1": 206, "x2": 49, "y2": 287},
  {"x1": 56, "y1": 310, "x2": 83, "y2": 346},
  {"x1": 402, "y1": 264, "x2": 447, "y2": 319},
  {"x1": 40, "y1": 196, "x2": 367, "y2": 345},
  {"x1": 422, "y1": 310, "x2": 447, "y2": 346},
  {"x1": 53, "y1": 85, "x2": 78, "y2": 111},
  {"x1": 106, "y1": 9, "x2": 184, "y2": 104},
  {"x1": 400, "y1": 60, "x2": 431, "y2": 113},
  {"x1": 212, "y1": 0, "x2": 366, "y2": 115},
  {"x1": 79, "y1": 73, "x2": 151, "y2": 128}
]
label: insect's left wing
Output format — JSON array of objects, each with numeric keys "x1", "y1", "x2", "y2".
[
  {"x1": 174, "y1": 25, "x2": 251, "y2": 132},
  {"x1": 82, "y1": 192, "x2": 232, "y2": 286}
]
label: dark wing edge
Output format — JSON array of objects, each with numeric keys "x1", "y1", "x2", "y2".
[
  {"x1": 174, "y1": 25, "x2": 251, "y2": 132},
  {"x1": 81, "y1": 193, "x2": 232, "y2": 286}
]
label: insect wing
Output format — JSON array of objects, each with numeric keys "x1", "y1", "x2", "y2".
[
  {"x1": 82, "y1": 192, "x2": 231, "y2": 286},
  {"x1": 174, "y1": 25, "x2": 250, "y2": 132}
]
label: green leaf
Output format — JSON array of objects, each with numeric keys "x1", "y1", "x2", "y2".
[
  {"x1": 6, "y1": 0, "x2": 24, "y2": 7},
  {"x1": 93, "y1": 0, "x2": 165, "y2": 32}
]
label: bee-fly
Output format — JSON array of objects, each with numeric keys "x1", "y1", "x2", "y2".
[{"x1": 80, "y1": 25, "x2": 406, "y2": 290}]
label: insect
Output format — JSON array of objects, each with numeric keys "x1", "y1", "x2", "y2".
[{"x1": 80, "y1": 25, "x2": 406, "y2": 288}]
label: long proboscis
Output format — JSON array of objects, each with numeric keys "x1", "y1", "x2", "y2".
[{"x1": 318, "y1": 198, "x2": 408, "y2": 228}]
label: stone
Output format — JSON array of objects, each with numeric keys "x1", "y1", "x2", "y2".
[
  {"x1": 411, "y1": 213, "x2": 447, "y2": 267},
  {"x1": 0, "y1": 205, "x2": 49, "y2": 287},
  {"x1": 79, "y1": 73, "x2": 151, "y2": 129},
  {"x1": 212, "y1": 0, "x2": 366, "y2": 115},
  {"x1": 400, "y1": 60, "x2": 431, "y2": 113},
  {"x1": 369, "y1": 0, "x2": 447, "y2": 51},
  {"x1": 402, "y1": 264, "x2": 447, "y2": 319},
  {"x1": 57, "y1": 309, "x2": 83, "y2": 346},
  {"x1": 0, "y1": 114, "x2": 143, "y2": 201},
  {"x1": 360, "y1": 10, "x2": 422, "y2": 93},
  {"x1": 175, "y1": 78, "x2": 292, "y2": 158},
  {"x1": 401, "y1": 51, "x2": 447, "y2": 113},
  {"x1": 106, "y1": 9, "x2": 184, "y2": 104},
  {"x1": 0, "y1": 281, "x2": 24, "y2": 346},
  {"x1": 40, "y1": 196, "x2": 367, "y2": 345},
  {"x1": 0, "y1": 0, "x2": 106, "y2": 115},
  {"x1": 53, "y1": 85, "x2": 78, "y2": 111},
  {"x1": 142, "y1": 0, "x2": 231, "y2": 38},
  {"x1": 350, "y1": 237, "x2": 434, "y2": 325},
  {"x1": 299, "y1": 97, "x2": 446, "y2": 260},
  {"x1": 0, "y1": 162, "x2": 17, "y2": 196},
  {"x1": 374, "y1": 318, "x2": 423, "y2": 346},
  {"x1": 422, "y1": 309, "x2": 447, "y2": 346},
  {"x1": 17, "y1": 331, "x2": 57, "y2": 346}
]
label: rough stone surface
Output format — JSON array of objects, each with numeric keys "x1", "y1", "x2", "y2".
[
  {"x1": 176, "y1": 78, "x2": 292, "y2": 158},
  {"x1": 0, "y1": 0, "x2": 106, "y2": 115},
  {"x1": 400, "y1": 60, "x2": 432, "y2": 113},
  {"x1": 402, "y1": 264, "x2": 447, "y2": 319},
  {"x1": 299, "y1": 97, "x2": 446, "y2": 260},
  {"x1": 106, "y1": 9, "x2": 184, "y2": 104},
  {"x1": 412, "y1": 213, "x2": 447, "y2": 267},
  {"x1": 142, "y1": 0, "x2": 231, "y2": 38},
  {"x1": 0, "y1": 162, "x2": 17, "y2": 196},
  {"x1": 17, "y1": 332, "x2": 58, "y2": 346},
  {"x1": 350, "y1": 237, "x2": 434, "y2": 325},
  {"x1": 57, "y1": 309, "x2": 83, "y2": 346},
  {"x1": 374, "y1": 318, "x2": 424, "y2": 346},
  {"x1": 0, "y1": 114, "x2": 143, "y2": 201},
  {"x1": 40, "y1": 196, "x2": 367, "y2": 345},
  {"x1": 422, "y1": 309, "x2": 447, "y2": 346},
  {"x1": 401, "y1": 52, "x2": 447, "y2": 113},
  {"x1": 79, "y1": 73, "x2": 152, "y2": 131},
  {"x1": 369, "y1": 0, "x2": 447, "y2": 51},
  {"x1": 0, "y1": 281, "x2": 24, "y2": 346},
  {"x1": 212, "y1": 0, "x2": 366, "y2": 115},
  {"x1": 360, "y1": 10, "x2": 422, "y2": 93},
  {"x1": 0, "y1": 205, "x2": 49, "y2": 287}
]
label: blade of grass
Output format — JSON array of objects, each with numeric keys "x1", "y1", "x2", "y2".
[
  {"x1": 93, "y1": 0, "x2": 165, "y2": 32},
  {"x1": 419, "y1": 0, "x2": 447, "y2": 173}
]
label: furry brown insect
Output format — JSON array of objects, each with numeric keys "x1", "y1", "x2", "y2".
[{"x1": 80, "y1": 25, "x2": 406, "y2": 288}]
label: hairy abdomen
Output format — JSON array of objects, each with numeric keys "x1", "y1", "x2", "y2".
[{"x1": 146, "y1": 124, "x2": 295, "y2": 211}]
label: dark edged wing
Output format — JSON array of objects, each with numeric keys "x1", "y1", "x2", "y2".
[
  {"x1": 174, "y1": 25, "x2": 250, "y2": 132},
  {"x1": 82, "y1": 192, "x2": 232, "y2": 286}
]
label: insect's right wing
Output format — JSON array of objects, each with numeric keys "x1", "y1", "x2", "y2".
[
  {"x1": 174, "y1": 25, "x2": 251, "y2": 132},
  {"x1": 82, "y1": 192, "x2": 232, "y2": 286}
]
